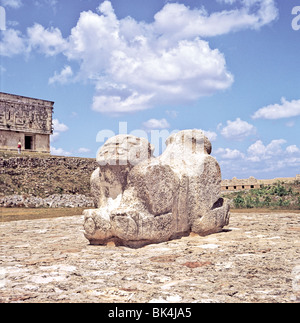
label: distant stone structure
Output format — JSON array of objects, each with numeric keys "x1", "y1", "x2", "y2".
[
  {"x1": 222, "y1": 175, "x2": 300, "y2": 191},
  {"x1": 84, "y1": 130, "x2": 230, "y2": 248},
  {"x1": 0, "y1": 92, "x2": 53, "y2": 154}
]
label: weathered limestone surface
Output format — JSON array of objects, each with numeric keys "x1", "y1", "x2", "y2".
[
  {"x1": 0, "y1": 212, "x2": 299, "y2": 303},
  {"x1": 84, "y1": 130, "x2": 230, "y2": 248}
]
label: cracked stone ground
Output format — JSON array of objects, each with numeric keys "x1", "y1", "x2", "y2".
[{"x1": 0, "y1": 211, "x2": 299, "y2": 303}]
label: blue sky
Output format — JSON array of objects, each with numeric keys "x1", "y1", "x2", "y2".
[{"x1": 0, "y1": 0, "x2": 300, "y2": 179}]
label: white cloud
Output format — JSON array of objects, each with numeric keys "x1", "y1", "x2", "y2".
[
  {"x1": 27, "y1": 23, "x2": 67, "y2": 56},
  {"x1": 50, "y1": 131, "x2": 60, "y2": 143},
  {"x1": 0, "y1": 29, "x2": 26, "y2": 56},
  {"x1": 247, "y1": 139, "x2": 287, "y2": 161},
  {"x1": 34, "y1": 0, "x2": 57, "y2": 8},
  {"x1": 165, "y1": 110, "x2": 178, "y2": 119},
  {"x1": 50, "y1": 119, "x2": 69, "y2": 143},
  {"x1": 203, "y1": 130, "x2": 218, "y2": 142},
  {"x1": 220, "y1": 118, "x2": 256, "y2": 141},
  {"x1": 285, "y1": 120, "x2": 295, "y2": 128},
  {"x1": 50, "y1": 146, "x2": 71, "y2": 156},
  {"x1": 215, "y1": 147, "x2": 245, "y2": 159},
  {"x1": 0, "y1": 23, "x2": 66, "y2": 57},
  {"x1": 0, "y1": 65, "x2": 6, "y2": 73},
  {"x1": 286, "y1": 145, "x2": 300, "y2": 154},
  {"x1": 252, "y1": 97, "x2": 300, "y2": 119},
  {"x1": 217, "y1": 0, "x2": 238, "y2": 4},
  {"x1": 52, "y1": 119, "x2": 68, "y2": 132},
  {"x1": 143, "y1": 118, "x2": 170, "y2": 130},
  {"x1": 0, "y1": 1, "x2": 279, "y2": 114},
  {"x1": 92, "y1": 92, "x2": 154, "y2": 114},
  {"x1": 216, "y1": 138, "x2": 300, "y2": 178},
  {"x1": 7, "y1": 20, "x2": 19, "y2": 27},
  {"x1": 1, "y1": 0, "x2": 22, "y2": 9},
  {"x1": 50, "y1": 118, "x2": 70, "y2": 154},
  {"x1": 78, "y1": 147, "x2": 91, "y2": 154},
  {"x1": 46, "y1": 0, "x2": 57, "y2": 7},
  {"x1": 247, "y1": 140, "x2": 266, "y2": 158},
  {"x1": 153, "y1": 0, "x2": 278, "y2": 40},
  {"x1": 266, "y1": 139, "x2": 287, "y2": 155},
  {"x1": 73, "y1": 8, "x2": 234, "y2": 114},
  {"x1": 49, "y1": 65, "x2": 73, "y2": 85}
]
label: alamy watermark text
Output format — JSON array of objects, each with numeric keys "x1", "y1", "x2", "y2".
[
  {"x1": 0, "y1": 6, "x2": 6, "y2": 31},
  {"x1": 292, "y1": 6, "x2": 300, "y2": 30}
]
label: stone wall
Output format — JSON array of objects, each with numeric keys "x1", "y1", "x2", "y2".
[
  {"x1": 0, "y1": 130, "x2": 50, "y2": 154},
  {"x1": 221, "y1": 175, "x2": 300, "y2": 191},
  {"x1": 0, "y1": 92, "x2": 53, "y2": 153},
  {"x1": 0, "y1": 194, "x2": 94, "y2": 208},
  {"x1": 0, "y1": 154, "x2": 98, "y2": 207},
  {"x1": 0, "y1": 92, "x2": 53, "y2": 134}
]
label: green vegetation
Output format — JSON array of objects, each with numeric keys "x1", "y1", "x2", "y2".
[{"x1": 223, "y1": 181, "x2": 300, "y2": 210}]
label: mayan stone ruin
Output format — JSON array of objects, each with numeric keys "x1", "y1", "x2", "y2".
[
  {"x1": 0, "y1": 92, "x2": 53, "y2": 154},
  {"x1": 221, "y1": 174, "x2": 300, "y2": 191},
  {"x1": 83, "y1": 129, "x2": 230, "y2": 248}
]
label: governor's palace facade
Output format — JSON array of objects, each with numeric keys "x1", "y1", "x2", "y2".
[{"x1": 0, "y1": 92, "x2": 53, "y2": 154}]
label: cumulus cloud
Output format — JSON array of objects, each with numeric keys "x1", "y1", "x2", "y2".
[
  {"x1": 0, "y1": 1, "x2": 279, "y2": 114},
  {"x1": 49, "y1": 65, "x2": 73, "y2": 85},
  {"x1": 229, "y1": 139, "x2": 291, "y2": 163},
  {"x1": 0, "y1": 23, "x2": 66, "y2": 57},
  {"x1": 244, "y1": 139, "x2": 300, "y2": 175},
  {"x1": 220, "y1": 118, "x2": 256, "y2": 141},
  {"x1": 215, "y1": 147, "x2": 245, "y2": 159},
  {"x1": 50, "y1": 132, "x2": 60, "y2": 143},
  {"x1": 52, "y1": 119, "x2": 68, "y2": 132},
  {"x1": 50, "y1": 119, "x2": 69, "y2": 143},
  {"x1": 92, "y1": 92, "x2": 154, "y2": 114},
  {"x1": 70, "y1": 4, "x2": 234, "y2": 114},
  {"x1": 166, "y1": 110, "x2": 178, "y2": 119},
  {"x1": 286, "y1": 145, "x2": 300, "y2": 154},
  {"x1": 27, "y1": 23, "x2": 67, "y2": 56},
  {"x1": 1, "y1": 0, "x2": 22, "y2": 9},
  {"x1": 217, "y1": 0, "x2": 238, "y2": 4},
  {"x1": 153, "y1": 0, "x2": 278, "y2": 40},
  {"x1": 203, "y1": 130, "x2": 218, "y2": 142},
  {"x1": 50, "y1": 118, "x2": 72, "y2": 156},
  {"x1": 0, "y1": 29, "x2": 26, "y2": 56},
  {"x1": 247, "y1": 139, "x2": 287, "y2": 161},
  {"x1": 77, "y1": 147, "x2": 91, "y2": 154},
  {"x1": 34, "y1": 0, "x2": 57, "y2": 8},
  {"x1": 143, "y1": 118, "x2": 170, "y2": 130},
  {"x1": 252, "y1": 97, "x2": 300, "y2": 119},
  {"x1": 216, "y1": 138, "x2": 300, "y2": 178},
  {"x1": 50, "y1": 146, "x2": 71, "y2": 156}
]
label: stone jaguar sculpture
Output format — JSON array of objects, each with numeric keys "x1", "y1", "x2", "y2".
[{"x1": 83, "y1": 129, "x2": 230, "y2": 248}]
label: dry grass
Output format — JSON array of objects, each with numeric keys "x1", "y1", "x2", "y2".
[
  {"x1": 0, "y1": 207, "x2": 93, "y2": 222},
  {"x1": 230, "y1": 208, "x2": 300, "y2": 213},
  {"x1": 0, "y1": 150, "x2": 94, "y2": 160},
  {"x1": 1, "y1": 207, "x2": 299, "y2": 223}
]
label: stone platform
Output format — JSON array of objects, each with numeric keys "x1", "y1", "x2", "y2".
[{"x1": 0, "y1": 212, "x2": 299, "y2": 303}]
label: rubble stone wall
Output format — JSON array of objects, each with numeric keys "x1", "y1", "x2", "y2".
[{"x1": 0, "y1": 155, "x2": 98, "y2": 208}]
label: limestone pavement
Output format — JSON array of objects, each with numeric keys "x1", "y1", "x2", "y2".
[{"x1": 0, "y1": 211, "x2": 299, "y2": 303}]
